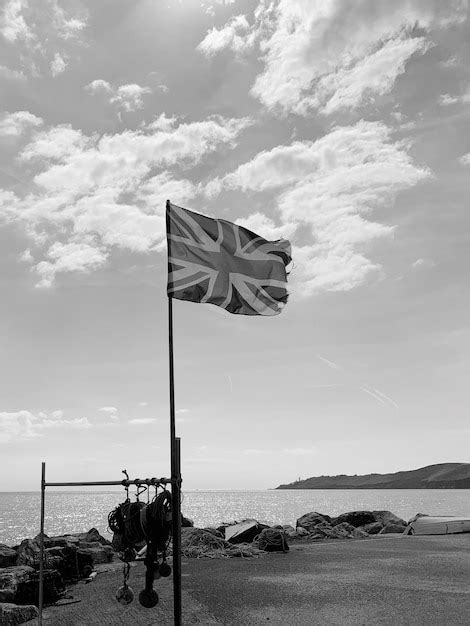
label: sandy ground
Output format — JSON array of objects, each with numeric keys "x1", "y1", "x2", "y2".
[{"x1": 29, "y1": 534, "x2": 470, "y2": 625}]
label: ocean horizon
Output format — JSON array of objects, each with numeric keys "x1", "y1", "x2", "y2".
[{"x1": 1, "y1": 488, "x2": 470, "y2": 547}]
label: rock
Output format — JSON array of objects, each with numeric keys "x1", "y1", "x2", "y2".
[
  {"x1": 331, "y1": 511, "x2": 377, "y2": 528},
  {"x1": 333, "y1": 522, "x2": 356, "y2": 537},
  {"x1": 0, "y1": 545, "x2": 17, "y2": 567},
  {"x1": 0, "y1": 567, "x2": 35, "y2": 603},
  {"x1": 379, "y1": 523, "x2": 406, "y2": 534},
  {"x1": 15, "y1": 539, "x2": 40, "y2": 568},
  {"x1": 281, "y1": 525, "x2": 297, "y2": 538},
  {"x1": 182, "y1": 516, "x2": 194, "y2": 528},
  {"x1": 70, "y1": 529, "x2": 111, "y2": 546},
  {"x1": 15, "y1": 568, "x2": 64, "y2": 605},
  {"x1": 362, "y1": 522, "x2": 383, "y2": 535},
  {"x1": 296, "y1": 512, "x2": 331, "y2": 532},
  {"x1": 225, "y1": 519, "x2": 270, "y2": 544},
  {"x1": 310, "y1": 522, "x2": 341, "y2": 539},
  {"x1": 0, "y1": 602, "x2": 39, "y2": 625},
  {"x1": 352, "y1": 528, "x2": 369, "y2": 539},
  {"x1": 372, "y1": 511, "x2": 407, "y2": 527},
  {"x1": 77, "y1": 545, "x2": 114, "y2": 565},
  {"x1": 295, "y1": 527, "x2": 309, "y2": 537}
]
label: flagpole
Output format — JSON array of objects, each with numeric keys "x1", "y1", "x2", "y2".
[{"x1": 167, "y1": 200, "x2": 182, "y2": 626}]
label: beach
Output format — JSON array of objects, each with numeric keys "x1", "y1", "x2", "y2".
[{"x1": 30, "y1": 534, "x2": 470, "y2": 625}]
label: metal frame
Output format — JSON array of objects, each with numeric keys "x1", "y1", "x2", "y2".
[{"x1": 38, "y1": 446, "x2": 182, "y2": 625}]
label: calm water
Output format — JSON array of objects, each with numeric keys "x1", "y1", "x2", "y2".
[{"x1": 1, "y1": 489, "x2": 469, "y2": 546}]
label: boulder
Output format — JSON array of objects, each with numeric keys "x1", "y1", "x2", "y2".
[
  {"x1": 296, "y1": 512, "x2": 331, "y2": 532},
  {"x1": 281, "y1": 525, "x2": 297, "y2": 538},
  {"x1": 310, "y1": 522, "x2": 341, "y2": 539},
  {"x1": 372, "y1": 511, "x2": 407, "y2": 527},
  {"x1": 352, "y1": 528, "x2": 369, "y2": 539},
  {"x1": 331, "y1": 511, "x2": 377, "y2": 528},
  {"x1": 379, "y1": 523, "x2": 406, "y2": 535},
  {"x1": 15, "y1": 540, "x2": 40, "y2": 569},
  {"x1": 15, "y1": 568, "x2": 64, "y2": 605},
  {"x1": 225, "y1": 520, "x2": 269, "y2": 544},
  {"x1": 333, "y1": 522, "x2": 356, "y2": 538},
  {"x1": 0, "y1": 602, "x2": 39, "y2": 625},
  {"x1": 69, "y1": 528, "x2": 111, "y2": 546},
  {"x1": 361, "y1": 522, "x2": 383, "y2": 535},
  {"x1": 0, "y1": 545, "x2": 17, "y2": 568},
  {"x1": 0, "y1": 567, "x2": 35, "y2": 603},
  {"x1": 77, "y1": 544, "x2": 114, "y2": 565},
  {"x1": 295, "y1": 527, "x2": 309, "y2": 537}
]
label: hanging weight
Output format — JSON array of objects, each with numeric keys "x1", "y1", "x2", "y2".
[
  {"x1": 116, "y1": 584, "x2": 134, "y2": 605},
  {"x1": 159, "y1": 561, "x2": 172, "y2": 577},
  {"x1": 139, "y1": 588, "x2": 159, "y2": 608}
]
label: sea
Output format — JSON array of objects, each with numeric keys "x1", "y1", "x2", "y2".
[{"x1": 1, "y1": 489, "x2": 470, "y2": 547}]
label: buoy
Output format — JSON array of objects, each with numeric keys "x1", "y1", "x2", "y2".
[
  {"x1": 139, "y1": 588, "x2": 159, "y2": 608},
  {"x1": 116, "y1": 584, "x2": 134, "y2": 605}
]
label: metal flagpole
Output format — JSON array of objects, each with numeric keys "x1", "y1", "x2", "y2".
[
  {"x1": 39, "y1": 462, "x2": 45, "y2": 625},
  {"x1": 167, "y1": 199, "x2": 182, "y2": 625}
]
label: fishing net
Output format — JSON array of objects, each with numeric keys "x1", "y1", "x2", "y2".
[{"x1": 180, "y1": 528, "x2": 264, "y2": 559}]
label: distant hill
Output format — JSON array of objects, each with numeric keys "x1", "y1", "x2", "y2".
[{"x1": 276, "y1": 463, "x2": 470, "y2": 490}]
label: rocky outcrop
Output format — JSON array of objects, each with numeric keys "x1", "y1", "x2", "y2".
[
  {"x1": 331, "y1": 511, "x2": 377, "y2": 528},
  {"x1": 0, "y1": 602, "x2": 38, "y2": 625},
  {"x1": 0, "y1": 545, "x2": 17, "y2": 568},
  {"x1": 0, "y1": 567, "x2": 35, "y2": 603},
  {"x1": 296, "y1": 512, "x2": 332, "y2": 532}
]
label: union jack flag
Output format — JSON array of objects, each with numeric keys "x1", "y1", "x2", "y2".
[{"x1": 166, "y1": 202, "x2": 291, "y2": 316}]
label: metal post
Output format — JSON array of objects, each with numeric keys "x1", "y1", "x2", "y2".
[
  {"x1": 173, "y1": 437, "x2": 182, "y2": 626},
  {"x1": 38, "y1": 462, "x2": 45, "y2": 625}
]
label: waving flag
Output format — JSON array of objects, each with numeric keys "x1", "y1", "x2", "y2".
[{"x1": 166, "y1": 201, "x2": 291, "y2": 316}]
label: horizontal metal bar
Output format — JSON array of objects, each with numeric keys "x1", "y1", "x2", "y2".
[{"x1": 44, "y1": 478, "x2": 172, "y2": 487}]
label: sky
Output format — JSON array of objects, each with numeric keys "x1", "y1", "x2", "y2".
[{"x1": 0, "y1": 0, "x2": 469, "y2": 491}]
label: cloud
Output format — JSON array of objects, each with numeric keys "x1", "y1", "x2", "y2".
[
  {"x1": 50, "y1": 52, "x2": 67, "y2": 76},
  {"x1": 35, "y1": 241, "x2": 108, "y2": 288},
  {"x1": 198, "y1": 14, "x2": 254, "y2": 56},
  {"x1": 0, "y1": 111, "x2": 43, "y2": 137},
  {"x1": 129, "y1": 417, "x2": 159, "y2": 425},
  {"x1": 412, "y1": 257, "x2": 436, "y2": 269},
  {"x1": 98, "y1": 406, "x2": 119, "y2": 422},
  {"x1": 0, "y1": 1, "x2": 87, "y2": 77},
  {"x1": 19, "y1": 248, "x2": 33, "y2": 263},
  {"x1": 2, "y1": 113, "x2": 250, "y2": 285},
  {"x1": 0, "y1": 0, "x2": 33, "y2": 42},
  {"x1": 201, "y1": 0, "x2": 467, "y2": 116},
  {"x1": 439, "y1": 87, "x2": 470, "y2": 106},
  {"x1": 85, "y1": 80, "x2": 153, "y2": 112},
  {"x1": 0, "y1": 409, "x2": 91, "y2": 443},
  {"x1": 0, "y1": 64, "x2": 26, "y2": 80},
  {"x1": 207, "y1": 120, "x2": 430, "y2": 295}
]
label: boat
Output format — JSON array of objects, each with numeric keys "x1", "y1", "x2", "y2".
[{"x1": 404, "y1": 513, "x2": 470, "y2": 535}]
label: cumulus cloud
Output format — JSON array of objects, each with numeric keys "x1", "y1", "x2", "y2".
[
  {"x1": 35, "y1": 241, "x2": 108, "y2": 288},
  {"x1": 2, "y1": 113, "x2": 250, "y2": 286},
  {"x1": 85, "y1": 79, "x2": 154, "y2": 112},
  {"x1": 0, "y1": 64, "x2": 26, "y2": 80},
  {"x1": 50, "y1": 52, "x2": 67, "y2": 76},
  {"x1": 0, "y1": 111, "x2": 43, "y2": 137},
  {"x1": 0, "y1": 0, "x2": 87, "y2": 76},
  {"x1": 206, "y1": 120, "x2": 430, "y2": 294},
  {"x1": 199, "y1": 0, "x2": 467, "y2": 116},
  {"x1": 198, "y1": 14, "x2": 255, "y2": 56},
  {"x1": 459, "y1": 152, "x2": 470, "y2": 165},
  {"x1": 0, "y1": 409, "x2": 91, "y2": 443},
  {"x1": 439, "y1": 87, "x2": 470, "y2": 106},
  {"x1": 98, "y1": 406, "x2": 119, "y2": 422}
]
